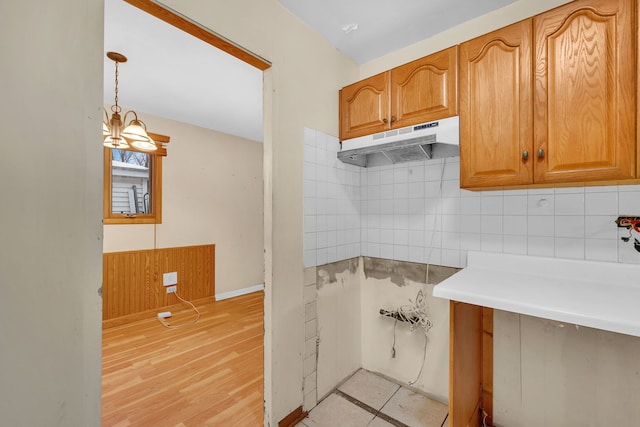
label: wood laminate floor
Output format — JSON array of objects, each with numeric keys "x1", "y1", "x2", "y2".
[{"x1": 102, "y1": 291, "x2": 264, "y2": 426}]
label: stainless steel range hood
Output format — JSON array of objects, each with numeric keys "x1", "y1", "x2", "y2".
[{"x1": 338, "y1": 116, "x2": 459, "y2": 167}]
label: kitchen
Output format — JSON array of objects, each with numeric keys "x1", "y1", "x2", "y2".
[
  {"x1": 301, "y1": 0, "x2": 640, "y2": 425},
  {"x1": 3, "y1": 0, "x2": 640, "y2": 426}
]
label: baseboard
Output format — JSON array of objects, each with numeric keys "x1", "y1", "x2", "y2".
[
  {"x1": 278, "y1": 406, "x2": 308, "y2": 427},
  {"x1": 102, "y1": 296, "x2": 214, "y2": 329},
  {"x1": 215, "y1": 283, "x2": 264, "y2": 301}
]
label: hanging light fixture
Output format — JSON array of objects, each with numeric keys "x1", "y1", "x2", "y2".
[{"x1": 103, "y1": 52, "x2": 157, "y2": 151}]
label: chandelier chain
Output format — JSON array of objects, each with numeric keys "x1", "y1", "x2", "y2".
[{"x1": 111, "y1": 61, "x2": 122, "y2": 114}]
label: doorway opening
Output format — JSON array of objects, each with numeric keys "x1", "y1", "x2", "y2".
[{"x1": 101, "y1": 1, "x2": 270, "y2": 424}]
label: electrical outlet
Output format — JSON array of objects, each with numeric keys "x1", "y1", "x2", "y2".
[
  {"x1": 163, "y1": 272, "x2": 178, "y2": 286},
  {"x1": 166, "y1": 285, "x2": 177, "y2": 294}
]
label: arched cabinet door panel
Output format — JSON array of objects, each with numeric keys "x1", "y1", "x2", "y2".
[
  {"x1": 339, "y1": 47, "x2": 458, "y2": 141},
  {"x1": 460, "y1": 19, "x2": 533, "y2": 188},
  {"x1": 339, "y1": 72, "x2": 390, "y2": 141},
  {"x1": 392, "y1": 46, "x2": 458, "y2": 129},
  {"x1": 534, "y1": 0, "x2": 636, "y2": 183}
]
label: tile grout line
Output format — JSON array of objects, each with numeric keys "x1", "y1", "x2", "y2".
[
  {"x1": 335, "y1": 388, "x2": 410, "y2": 427},
  {"x1": 372, "y1": 385, "x2": 407, "y2": 427}
]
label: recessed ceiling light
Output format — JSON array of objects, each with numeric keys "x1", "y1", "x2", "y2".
[{"x1": 341, "y1": 23, "x2": 358, "y2": 34}]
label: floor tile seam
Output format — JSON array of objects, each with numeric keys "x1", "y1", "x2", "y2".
[
  {"x1": 375, "y1": 385, "x2": 407, "y2": 427},
  {"x1": 439, "y1": 413, "x2": 448, "y2": 427},
  {"x1": 334, "y1": 389, "x2": 410, "y2": 427},
  {"x1": 377, "y1": 384, "x2": 401, "y2": 415}
]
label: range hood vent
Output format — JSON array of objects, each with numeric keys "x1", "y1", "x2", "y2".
[{"x1": 338, "y1": 116, "x2": 459, "y2": 167}]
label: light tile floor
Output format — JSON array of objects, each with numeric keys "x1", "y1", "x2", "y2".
[{"x1": 297, "y1": 369, "x2": 448, "y2": 427}]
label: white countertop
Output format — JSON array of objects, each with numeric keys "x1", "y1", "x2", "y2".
[{"x1": 432, "y1": 252, "x2": 640, "y2": 337}]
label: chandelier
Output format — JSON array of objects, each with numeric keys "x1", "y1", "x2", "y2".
[{"x1": 103, "y1": 52, "x2": 157, "y2": 151}]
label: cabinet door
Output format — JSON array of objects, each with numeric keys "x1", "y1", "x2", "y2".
[
  {"x1": 391, "y1": 46, "x2": 458, "y2": 129},
  {"x1": 460, "y1": 20, "x2": 533, "y2": 188},
  {"x1": 339, "y1": 72, "x2": 390, "y2": 140},
  {"x1": 534, "y1": 0, "x2": 636, "y2": 183}
]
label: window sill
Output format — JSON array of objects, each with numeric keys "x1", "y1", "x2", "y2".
[{"x1": 104, "y1": 216, "x2": 161, "y2": 225}]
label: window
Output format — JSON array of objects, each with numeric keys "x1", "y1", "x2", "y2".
[{"x1": 103, "y1": 133, "x2": 169, "y2": 224}]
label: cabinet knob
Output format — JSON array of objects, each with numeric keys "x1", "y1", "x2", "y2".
[
  {"x1": 382, "y1": 118, "x2": 388, "y2": 124},
  {"x1": 390, "y1": 115, "x2": 396, "y2": 124},
  {"x1": 522, "y1": 150, "x2": 529, "y2": 161},
  {"x1": 537, "y1": 148, "x2": 545, "y2": 159}
]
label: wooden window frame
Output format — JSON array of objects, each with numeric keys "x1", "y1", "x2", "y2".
[{"x1": 103, "y1": 132, "x2": 169, "y2": 225}]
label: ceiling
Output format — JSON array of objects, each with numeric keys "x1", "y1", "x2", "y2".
[
  {"x1": 277, "y1": 0, "x2": 517, "y2": 64},
  {"x1": 104, "y1": 0, "x2": 264, "y2": 142},
  {"x1": 104, "y1": 0, "x2": 517, "y2": 144}
]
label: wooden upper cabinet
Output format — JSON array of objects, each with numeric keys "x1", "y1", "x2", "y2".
[
  {"x1": 391, "y1": 46, "x2": 458, "y2": 129},
  {"x1": 339, "y1": 72, "x2": 390, "y2": 140},
  {"x1": 534, "y1": 0, "x2": 636, "y2": 183},
  {"x1": 339, "y1": 47, "x2": 458, "y2": 141},
  {"x1": 460, "y1": 20, "x2": 533, "y2": 188}
]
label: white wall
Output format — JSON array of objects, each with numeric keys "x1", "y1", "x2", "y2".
[
  {"x1": 0, "y1": 0, "x2": 103, "y2": 425},
  {"x1": 315, "y1": 260, "x2": 362, "y2": 400},
  {"x1": 494, "y1": 311, "x2": 640, "y2": 426},
  {"x1": 103, "y1": 111, "x2": 264, "y2": 296},
  {"x1": 361, "y1": 276, "x2": 450, "y2": 403}
]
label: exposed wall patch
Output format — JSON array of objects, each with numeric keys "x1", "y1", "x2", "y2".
[
  {"x1": 427, "y1": 265, "x2": 460, "y2": 285},
  {"x1": 362, "y1": 257, "x2": 461, "y2": 286},
  {"x1": 363, "y1": 257, "x2": 427, "y2": 286},
  {"x1": 316, "y1": 257, "x2": 359, "y2": 289}
]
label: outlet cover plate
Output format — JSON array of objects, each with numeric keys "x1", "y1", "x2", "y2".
[
  {"x1": 166, "y1": 285, "x2": 177, "y2": 294},
  {"x1": 163, "y1": 272, "x2": 178, "y2": 286}
]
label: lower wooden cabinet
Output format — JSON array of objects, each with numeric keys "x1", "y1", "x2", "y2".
[{"x1": 449, "y1": 302, "x2": 493, "y2": 427}]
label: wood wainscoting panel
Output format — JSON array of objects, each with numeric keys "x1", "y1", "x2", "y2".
[
  {"x1": 103, "y1": 244, "x2": 215, "y2": 321},
  {"x1": 103, "y1": 250, "x2": 154, "y2": 320}
]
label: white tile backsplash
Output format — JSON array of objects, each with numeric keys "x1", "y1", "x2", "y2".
[
  {"x1": 503, "y1": 215, "x2": 527, "y2": 236},
  {"x1": 503, "y1": 194, "x2": 528, "y2": 215},
  {"x1": 585, "y1": 238, "x2": 618, "y2": 262},
  {"x1": 585, "y1": 216, "x2": 618, "y2": 239},
  {"x1": 303, "y1": 128, "x2": 640, "y2": 268},
  {"x1": 554, "y1": 237, "x2": 585, "y2": 259},
  {"x1": 527, "y1": 236, "x2": 554, "y2": 257},
  {"x1": 619, "y1": 191, "x2": 640, "y2": 212},
  {"x1": 585, "y1": 191, "x2": 618, "y2": 215},
  {"x1": 528, "y1": 215, "x2": 554, "y2": 237},
  {"x1": 503, "y1": 235, "x2": 528, "y2": 255},
  {"x1": 481, "y1": 195, "x2": 504, "y2": 215},
  {"x1": 554, "y1": 215, "x2": 585, "y2": 238},
  {"x1": 554, "y1": 192, "x2": 585, "y2": 216},
  {"x1": 481, "y1": 233, "x2": 503, "y2": 252}
]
